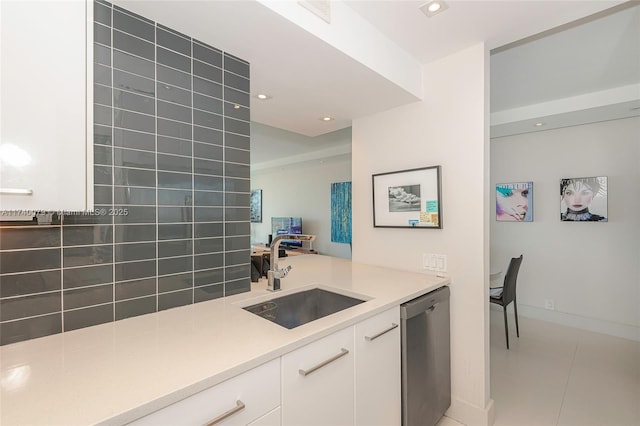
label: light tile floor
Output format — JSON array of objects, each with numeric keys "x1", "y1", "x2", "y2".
[{"x1": 437, "y1": 313, "x2": 639, "y2": 426}]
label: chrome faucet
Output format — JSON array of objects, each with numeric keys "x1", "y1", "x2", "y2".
[{"x1": 267, "y1": 234, "x2": 316, "y2": 291}]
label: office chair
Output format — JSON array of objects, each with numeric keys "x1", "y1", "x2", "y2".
[{"x1": 490, "y1": 255, "x2": 523, "y2": 349}]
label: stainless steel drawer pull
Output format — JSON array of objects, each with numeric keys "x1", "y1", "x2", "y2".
[
  {"x1": 299, "y1": 348, "x2": 349, "y2": 377},
  {"x1": 0, "y1": 188, "x2": 33, "y2": 195},
  {"x1": 365, "y1": 323, "x2": 399, "y2": 341},
  {"x1": 203, "y1": 400, "x2": 245, "y2": 426}
]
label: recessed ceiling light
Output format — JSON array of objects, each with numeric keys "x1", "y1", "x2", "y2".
[
  {"x1": 256, "y1": 94, "x2": 271, "y2": 100},
  {"x1": 534, "y1": 122, "x2": 545, "y2": 127},
  {"x1": 320, "y1": 116, "x2": 333, "y2": 122},
  {"x1": 420, "y1": 0, "x2": 448, "y2": 17}
]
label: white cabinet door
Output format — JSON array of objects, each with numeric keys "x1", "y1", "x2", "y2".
[
  {"x1": 130, "y1": 359, "x2": 280, "y2": 426},
  {"x1": 246, "y1": 407, "x2": 280, "y2": 426},
  {"x1": 354, "y1": 307, "x2": 401, "y2": 426},
  {"x1": 0, "y1": 0, "x2": 93, "y2": 212},
  {"x1": 281, "y1": 326, "x2": 355, "y2": 426}
]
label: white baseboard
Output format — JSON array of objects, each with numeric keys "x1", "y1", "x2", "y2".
[
  {"x1": 490, "y1": 303, "x2": 640, "y2": 342},
  {"x1": 446, "y1": 396, "x2": 495, "y2": 426}
]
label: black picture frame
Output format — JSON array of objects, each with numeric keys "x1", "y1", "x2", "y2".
[
  {"x1": 250, "y1": 189, "x2": 262, "y2": 223},
  {"x1": 372, "y1": 165, "x2": 442, "y2": 229}
]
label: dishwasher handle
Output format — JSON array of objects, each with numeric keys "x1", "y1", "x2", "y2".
[{"x1": 401, "y1": 286, "x2": 450, "y2": 319}]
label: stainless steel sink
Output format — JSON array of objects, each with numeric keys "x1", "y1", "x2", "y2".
[{"x1": 243, "y1": 288, "x2": 366, "y2": 329}]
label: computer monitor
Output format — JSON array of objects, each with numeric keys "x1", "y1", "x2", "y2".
[{"x1": 271, "y1": 217, "x2": 303, "y2": 247}]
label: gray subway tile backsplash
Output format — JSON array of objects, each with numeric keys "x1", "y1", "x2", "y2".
[
  {"x1": 115, "y1": 260, "x2": 156, "y2": 282},
  {"x1": 157, "y1": 46, "x2": 191, "y2": 73},
  {"x1": 158, "y1": 256, "x2": 192, "y2": 276},
  {"x1": 0, "y1": 314, "x2": 62, "y2": 346},
  {"x1": 193, "y1": 77, "x2": 222, "y2": 99},
  {"x1": 63, "y1": 265, "x2": 114, "y2": 289},
  {"x1": 113, "y1": 29, "x2": 154, "y2": 60},
  {"x1": 0, "y1": 0, "x2": 250, "y2": 346},
  {"x1": 114, "y1": 128, "x2": 155, "y2": 151},
  {"x1": 94, "y1": 22, "x2": 111, "y2": 46},
  {"x1": 194, "y1": 223, "x2": 224, "y2": 239},
  {"x1": 113, "y1": 88, "x2": 155, "y2": 115},
  {"x1": 115, "y1": 296, "x2": 156, "y2": 320},
  {"x1": 224, "y1": 71, "x2": 250, "y2": 93},
  {"x1": 158, "y1": 272, "x2": 192, "y2": 293},
  {"x1": 193, "y1": 41, "x2": 222, "y2": 68},
  {"x1": 115, "y1": 278, "x2": 156, "y2": 301},
  {"x1": 194, "y1": 283, "x2": 224, "y2": 303},
  {"x1": 63, "y1": 284, "x2": 114, "y2": 310},
  {"x1": 224, "y1": 53, "x2": 250, "y2": 78},
  {"x1": 115, "y1": 242, "x2": 157, "y2": 262},
  {"x1": 0, "y1": 270, "x2": 61, "y2": 298},
  {"x1": 113, "y1": 8, "x2": 155, "y2": 42},
  {"x1": 157, "y1": 135, "x2": 193, "y2": 157},
  {"x1": 157, "y1": 64, "x2": 191, "y2": 90},
  {"x1": 0, "y1": 249, "x2": 61, "y2": 275},
  {"x1": 0, "y1": 227, "x2": 60, "y2": 250},
  {"x1": 194, "y1": 268, "x2": 224, "y2": 287},
  {"x1": 156, "y1": 27, "x2": 191, "y2": 56},
  {"x1": 193, "y1": 93, "x2": 222, "y2": 115},
  {"x1": 0, "y1": 292, "x2": 61, "y2": 322},
  {"x1": 113, "y1": 50, "x2": 155, "y2": 79},
  {"x1": 158, "y1": 289, "x2": 191, "y2": 311},
  {"x1": 114, "y1": 69, "x2": 155, "y2": 97},
  {"x1": 64, "y1": 303, "x2": 114, "y2": 332},
  {"x1": 114, "y1": 224, "x2": 156, "y2": 243},
  {"x1": 194, "y1": 237, "x2": 224, "y2": 254},
  {"x1": 194, "y1": 126, "x2": 223, "y2": 145},
  {"x1": 94, "y1": 1, "x2": 111, "y2": 26},
  {"x1": 194, "y1": 109, "x2": 223, "y2": 130},
  {"x1": 158, "y1": 223, "x2": 193, "y2": 240},
  {"x1": 156, "y1": 82, "x2": 192, "y2": 106}
]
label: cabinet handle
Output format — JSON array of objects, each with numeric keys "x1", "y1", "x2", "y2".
[
  {"x1": 0, "y1": 188, "x2": 33, "y2": 195},
  {"x1": 365, "y1": 323, "x2": 398, "y2": 341},
  {"x1": 203, "y1": 400, "x2": 245, "y2": 426},
  {"x1": 299, "y1": 348, "x2": 349, "y2": 377}
]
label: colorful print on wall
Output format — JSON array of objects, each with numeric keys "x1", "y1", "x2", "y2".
[
  {"x1": 496, "y1": 182, "x2": 533, "y2": 222},
  {"x1": 560, "y1": 176, "x2": 607, "y2": 222},
  {"x1": 250, "y1": 189, "x2": 262, "y2": 223},
  {"x1": 331, "y1": 182, "x2": 352, "y2": 243}
]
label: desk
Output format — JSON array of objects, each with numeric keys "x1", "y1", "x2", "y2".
[{"x1": 252, "y1": 245, "x2": 318, "y2": 256}]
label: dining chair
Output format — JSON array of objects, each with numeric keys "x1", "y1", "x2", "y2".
[{"x1": 490, "y1": 255, "x2": 523, "y2": 349}]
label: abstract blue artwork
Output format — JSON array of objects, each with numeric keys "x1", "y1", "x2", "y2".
[{"x1": 331, "y1": 182, "x2": 352, "y2": 243}]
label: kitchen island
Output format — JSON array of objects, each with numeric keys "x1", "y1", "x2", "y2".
[{"x1": 0, "y1": 255, "x2": 449, "y2": 425}]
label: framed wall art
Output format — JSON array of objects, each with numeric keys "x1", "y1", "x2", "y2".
[
  {"x1": 560, "y1": 176, "x2": 607, "y2": 222},
  {"x1": 331, "y1": 181, "x2": 352, "y2": 244},
  {"x1": 372, "y1": 166, "x2": 442, "y2": 229},
  {"x1": 250, "y1": 189, "x2": 262, "y2": 223},
  {"x1": 496, "y1": 182, "x2": 533, "y2": 222}
]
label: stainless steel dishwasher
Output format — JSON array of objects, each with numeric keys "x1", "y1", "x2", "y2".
[{"x1": 401, "y1": 285, "x2": 451, "y2": 426}]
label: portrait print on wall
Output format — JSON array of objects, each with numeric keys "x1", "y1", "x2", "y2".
[
  {"x1": 560, "y1": 176, "x2": 607, "y2": 222},
  {"x1": 496, "y1": 182, "x2": 533, "y2": 222}
]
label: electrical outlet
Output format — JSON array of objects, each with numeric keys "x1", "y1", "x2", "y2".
[{"x1": 544, "y1": 299, "x2": 555, "y2": 310}]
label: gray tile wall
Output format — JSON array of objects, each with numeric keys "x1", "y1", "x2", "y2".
[{"x1": 0, "y1": 0, "x2": 252, "y2": 346}]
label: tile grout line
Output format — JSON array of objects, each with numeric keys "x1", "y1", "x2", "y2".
[{"x1": 555, "y1": 340, "x2": 579, "y2": 426}]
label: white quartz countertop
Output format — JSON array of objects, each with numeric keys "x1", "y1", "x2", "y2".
[{"x1": 0, "y1": 255, "x2": 449, "y2": 425}]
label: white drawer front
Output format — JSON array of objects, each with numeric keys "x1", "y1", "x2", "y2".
[{"x1": 130, "y1": 358, "x2": 280, "y2": 425}]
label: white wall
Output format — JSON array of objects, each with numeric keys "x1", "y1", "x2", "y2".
[
  {"x1": 491, "y1": 116, "x2": 640, "y2": 340},
  {"x1": 250, "y1": 155, "x2": 352, "y2": 259},
  {"x1": 352, "y1": 44, "x2": 492, "y2": 425}
]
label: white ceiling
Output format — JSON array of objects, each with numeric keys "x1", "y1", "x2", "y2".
[{"x1": 113, "y1": 0, "x2": 639, "y2": 143}]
